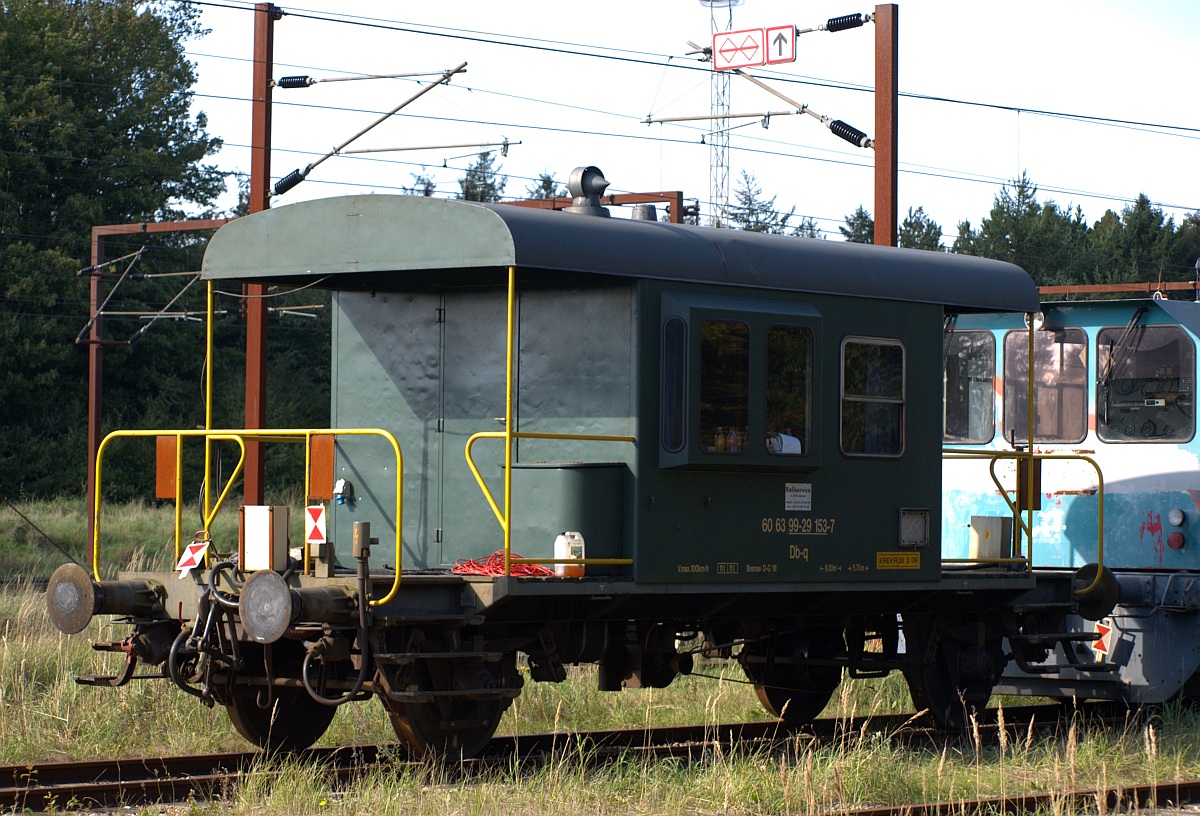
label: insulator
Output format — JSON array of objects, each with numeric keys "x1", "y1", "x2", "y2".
[
  {"x1": 277, "y1": 75, "x2": 314, "y2": 89},
  {"x1": 825, "y1": 13, "x2": 867, "y2": 32},
  {"x1": 828, "y1": 119, "x2": 871, "y2": 148},
  {"x1": 273, "y1": 168, "x2": 306, "y2": 196}
]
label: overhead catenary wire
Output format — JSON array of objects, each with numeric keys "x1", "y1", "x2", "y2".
[
  {"x1": 272, "y1": 61, "x2": 468, "y2": 196},
  {"x1": 5, "y1": 3, "x2": 1198, "y2": 243}
]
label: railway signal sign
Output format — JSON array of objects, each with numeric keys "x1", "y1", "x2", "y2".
[
  {"x1": 713, "y1": 28, "x2": 765, "y2": 70},
  {"x1": 766, "y1": 25, "x2": 796, "y2": 64},
  {"x1": 306, "y1": 505, "x2": 327, "y2": 545},
  {"x1": 713, "y1": 25, "x2": 797, "y2": 71}
]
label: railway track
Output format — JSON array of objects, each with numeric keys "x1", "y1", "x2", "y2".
[
  {"x1": 846, "y1": 779, "x2": 1200, "y2": 816},
  {"x1": 0, "y1": 576, "x2": 49, "y2": 593},
  {"x1": 0, "y1": 703, "x2": 1143, "y2": 812}
]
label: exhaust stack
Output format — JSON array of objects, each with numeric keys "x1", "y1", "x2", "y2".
[{"x1": 563, "y1": 166, "x2": 611, "y2": 217}]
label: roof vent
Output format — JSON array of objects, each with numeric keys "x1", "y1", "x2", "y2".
[
  {"x1": 563, "y1": 166, "x2": 611, "y2": 217},
  {"x1": 631, "y1": 203, "x2": 658, "y2": 221}
]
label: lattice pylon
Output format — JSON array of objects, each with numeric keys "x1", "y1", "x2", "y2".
[{"x1": 708, "y1": 4, "x2": 733, "y2": 227}]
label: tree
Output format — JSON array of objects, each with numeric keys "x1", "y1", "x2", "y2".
[
  {"x1": 0, "y1": 0, "x2": 225, "y2": 498},
  {"x1": 898, "y1": 206, "x2": 943, "y2": 251},
  {"x1": 729, "y1": 171, "x2": 795, "y2": 234},
  {"x1": 951, "y1": 173, "x2": 1089, "y2": 287},
  {"x1": 401, "y1": 172, "x2": 435, "y2": 197},
  {"x1": 458, "y1": 151, "x2": 507, "y2": 202},
  {"x1": 840, "y1": 206, "x2": 874, "y2": 243},
  {"x1": 792, "y1": 217, "x2": 824, "y2": 239},
  {"x1": 525, "y1": 172, "x2": 566, "y2": 199}
]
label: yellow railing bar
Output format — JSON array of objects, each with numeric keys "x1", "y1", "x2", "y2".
[
  {"x1": 464, "y1": 265, "x2": 635, "y2": 576},
  {"x1": 942, "y1": 448, "x2": 1106, "y2": 595},
  {"x1": 93, "y1": 427, "x2": 405, "y2": 607},
  {"x1": 93, "y1": 429, "x2": 245, "y2": 582},
  {"x1": 203, "y1": 281, "x2": 215, "y2": 523},
  {"x1": 502, "y1": 266, "x2": 516, "y2": 574},
  {"x1": 465, "y1": 430, "x2": 637, "y2": 529},
  {"x1": 509, "y1": 558, "x2": 635, "y2": 566},
  {"x1": 1026, "y1": 314, "x2": 1036, "y2": 555}
]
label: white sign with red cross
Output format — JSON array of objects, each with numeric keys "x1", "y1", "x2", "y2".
[
  {"x1": 306, "y1": 505, "x2": 327, "y2": 545},
  {"x1": 1091, "y1": 618, "x2": 1114, "y2": 658},
  {"x1": 176, "y1": 538, "x2": 210, "y2": 577}
]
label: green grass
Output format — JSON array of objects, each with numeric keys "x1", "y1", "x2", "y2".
[
  {"x1": 6, "y1": 498, "x2": 1200, "y2": 813},
  {"x1": 0, "y1": 496, "x2": 305, "y2": 578},
  {"x1": 6, "y1": 582, "x2": 1200, "y2": 814}
]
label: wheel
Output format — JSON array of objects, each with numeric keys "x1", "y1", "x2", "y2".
[
  {"x1": 741, "y1": 630, "x2": 842, "y2": 725},
  {"x1": 223, "y1": 641, "x2": 337, "y2": 752},
  {"x1": 750, "y1": 675, "x2": 837, "y2": 724},
  {"x1": 226, "y1": 686, "x2": 337, "y2": 752},
  {"x1": 382, "y1": 656, "x2": 515, "y2": 758},
  {"x1": 903, "y1": 618, "x2": 1003, "y2": 730}
]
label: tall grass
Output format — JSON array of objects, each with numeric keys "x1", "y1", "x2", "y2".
[
  {"x1": 0, "y1": 496, "x2": 304, "y2": 578},
  {"x1": 6, "y1": 580, "x2": 1200, "y2": 814}
]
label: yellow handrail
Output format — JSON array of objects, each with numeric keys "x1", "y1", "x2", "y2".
[
  {"x1": 463, "y1": 266, "x2": 635, "y2": 575},
  {"x1": 464, "y1": 431, "x2": 637, "y2": 528},
  {"x1": 91, "y1": 426, "x2": 405, "y2": 606},
  {"x1": 942, "y1": 448, "x2": 1106, "y2": 595}
]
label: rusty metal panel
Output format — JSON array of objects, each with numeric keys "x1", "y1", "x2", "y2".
[
  {"x1": 155, "y1": 435, "x2": 177, "y2": 500},
  {"x1": 873, "y1": 3, "x2": 898, "y2": 247},
  {"x1": 309, "y1": 434, "x2": 335, "y2": 501}
]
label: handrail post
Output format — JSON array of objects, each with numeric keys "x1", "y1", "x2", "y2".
[
  {"x1": 502, "y1": 266, "x2": 516, "y2": 575},
  {"x1": 174, "y1": 432, "x2": 184, "y2": 561},
  {"x1": 1025, "y1": 314, "x2": 1036, "y2": 559}
]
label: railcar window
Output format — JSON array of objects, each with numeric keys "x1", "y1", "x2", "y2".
[
  {"x1": 944, "y1": 330, "x2": 995, "y2": 443},
  {"x1": 841, "y1": 338, "x2": 905, "y2": 457},
  {"x1": 1097, "y1": 325, "x2": 1195, "y2": 443},
  {"x1": 700, "y1": 319, "x2": 749, "y2": 453},
  {"x1": 661, "y1": 317, "x2": 688, "y2": 453},
  {"x1": 766, "y1": 325, "x2": 812, "y2": 455},
  {"x1": 1003, "y1": 328, "x2": 1087, "y2": 444}
]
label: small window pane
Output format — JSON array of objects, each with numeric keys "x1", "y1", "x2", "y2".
[
  {"x1": 944, "y1": 330, "x2": 995, "y2": 443},
  {"x1": 842, "y1": 339, "x2": 905, "y2": 457},
  {"x1": 700, "y1": 320, "x2": 749, "y2": 453},
  {"x1": 1097, "y1": 325, "x2": 1195, "y2": 442},
  {"x1": 1004, "y1": 329, "x2": 1087, "y2": 444},
  {"x1": 661, "y1": 317, "x2": 687, "y2": 452},
  {"x1": 766, "y1": 325, "x2": 812, "y2": 455},
  {"x1": 844, "y1": 343, "x2": 903, "y2": 399}
]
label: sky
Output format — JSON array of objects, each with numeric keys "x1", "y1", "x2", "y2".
[{"x1": 186, "y1": 0, "x2": 1200, "y2": 248}]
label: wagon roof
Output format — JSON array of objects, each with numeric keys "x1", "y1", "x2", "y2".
[{"x1": 201, "y1": 194, "x2": 1038, "y2": 313}]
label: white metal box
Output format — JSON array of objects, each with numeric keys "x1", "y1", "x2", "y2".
[
  {"x1": 239, "y1": 505, "x2": 290, "y2": 572},
  {"x1": 969, "y1": 515, "x2": 1012, "y2": 560}
]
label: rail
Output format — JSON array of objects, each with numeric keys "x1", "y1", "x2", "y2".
[
  {"x1": 942, "y1": 447, "x2": 1107, "y2": 596},
  {"x1": 463, "y1": 266, "x2": 635, "y2": 576},
  {"x1": 91, "y1": 427, "x2": 405, "y2": 606}
]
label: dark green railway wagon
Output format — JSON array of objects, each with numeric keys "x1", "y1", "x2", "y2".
[
  {"x1": 53, "y1": 179, "x2": 1062, "y2": 757},
  {"x1": 203, "y1": 193, "x2": 1035, "y2": 587}
]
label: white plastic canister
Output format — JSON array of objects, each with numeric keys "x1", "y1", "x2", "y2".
[{"x1": 553, "y1": 531, "x2": 586, "y2": 577}]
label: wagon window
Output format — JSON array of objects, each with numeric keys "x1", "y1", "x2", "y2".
[
  {"x1": 1097, "y1": 325, "x2": 1195, "y2": 443},
  {"x1": 944, "y1": 330, "x2": 995, "y2": 443},
  {"x1": 766, "y1": 325, "x2": 812, "y2": 455},
  {"x1": 661, "y1": 317, "x2": 687, "y2": 453},
  {"x1": 1003, "y1": 328, "x2": 1087, "y2": 444},
  {"x1": 841, "y1": 338, "x2": 905, "y2": 457},
  {"x1": 699, "y1": 319, "x2": 749, "y2": 453}
]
